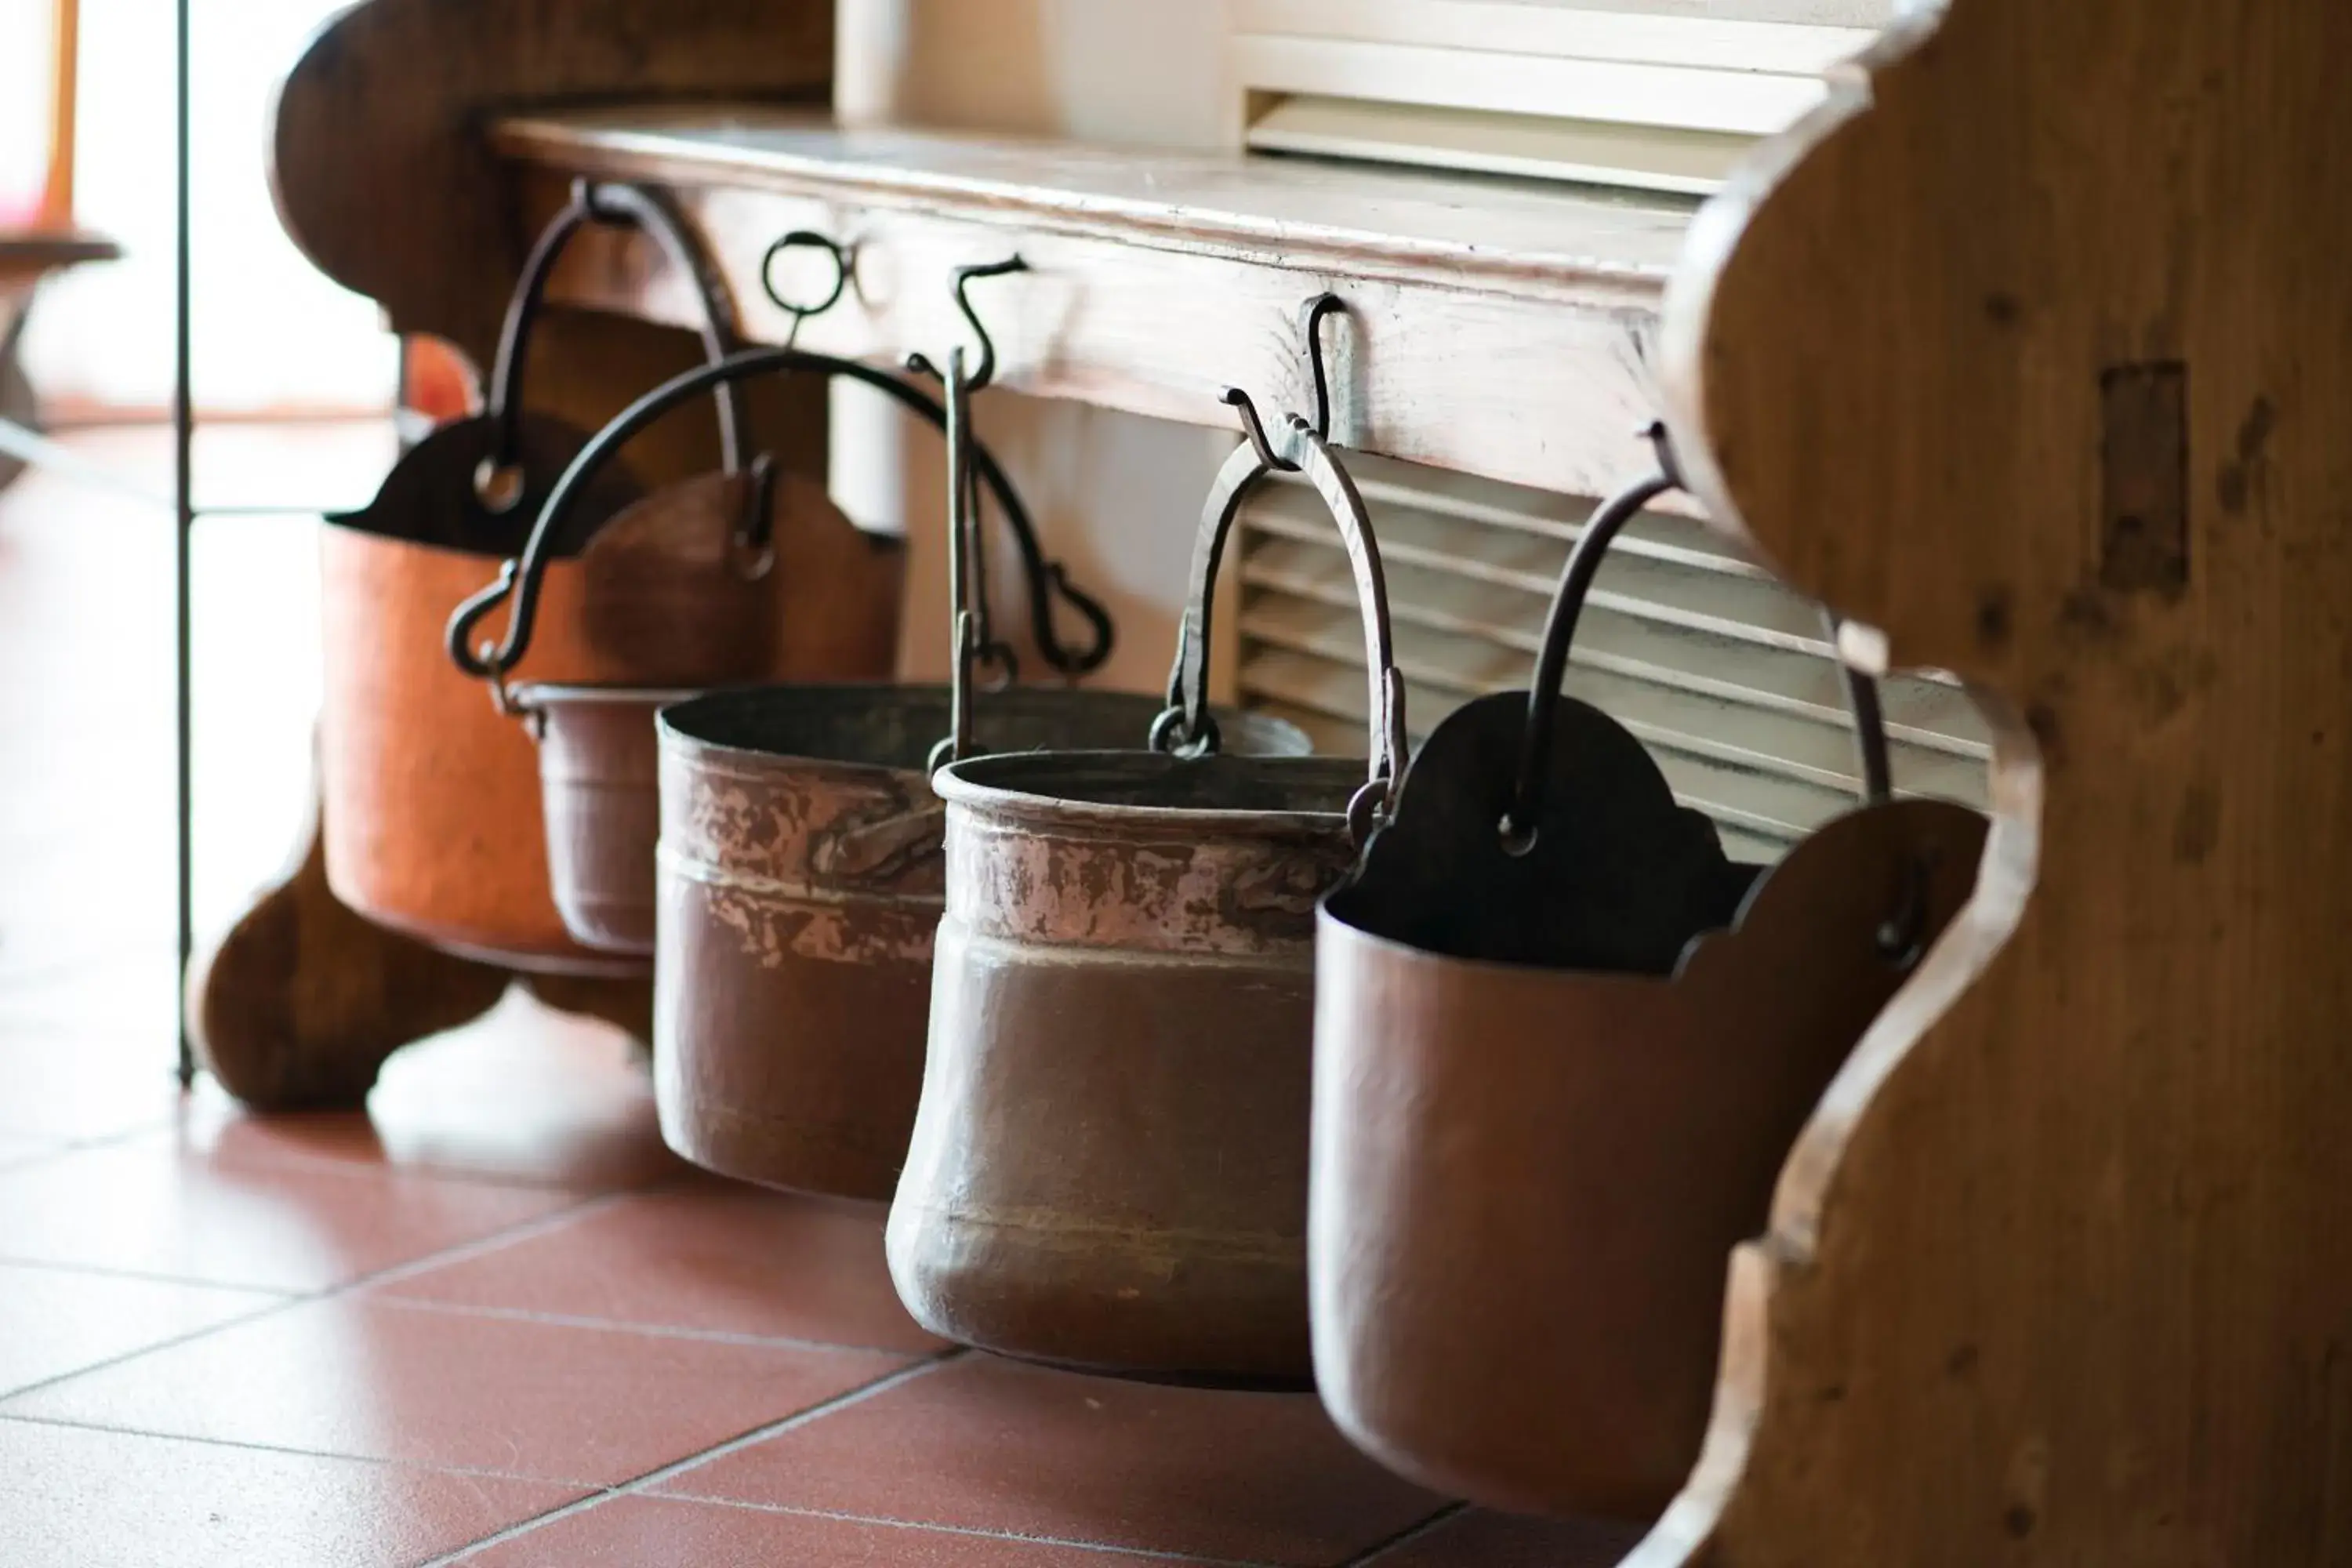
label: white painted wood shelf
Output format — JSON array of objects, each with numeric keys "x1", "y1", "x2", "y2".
[{"x1": 491, "y1": 107, "x2": 1698, "y2": 502}]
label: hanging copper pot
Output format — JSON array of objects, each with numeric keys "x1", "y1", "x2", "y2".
[
  {"x1": 887, "y1": 299, "x2": 1392, "y2": 1388},
  {"x1": 1308, "y1": 426, "x2": 1989, "y2": 1521},
  {"x1": 320, "y1": 179, "x2": 830, "y2": 971}
]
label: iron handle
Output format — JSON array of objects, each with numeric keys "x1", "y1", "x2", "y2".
[{"x1": 445, "y1": 344, "x2": 1114, "y2": 683}]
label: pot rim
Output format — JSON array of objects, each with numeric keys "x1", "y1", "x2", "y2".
[
  {"x1": 657, "y1": 682, "x2": 949, "y2": 783},
  {"x1": 1315, "y1": 896, "x2": 1687, "y2": 991},
  {"x1": 659, "y1": 686, "x2": 1308, "y2": 778},
  {"x1": 932, "y1": 747, "x2": 1365, "y2": 837},
  {"x1": 512, "y1": 681, "x2": 719, "y2": 710}
]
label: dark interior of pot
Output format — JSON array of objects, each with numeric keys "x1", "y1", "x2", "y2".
[
  {"x1": 662, "y1": 686, "x2": 1312, "y2": 773},
  {"x1": 942, "y1": 750, "x2": 1368, "y2": 816}
]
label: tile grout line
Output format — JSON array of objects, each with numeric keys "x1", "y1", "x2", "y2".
[
  {"x1": 0, "y1": 1409, "x2": 579, "y2": 1490},
  {"x1": 0, "y1": 1296, "x2": 299, "y2": 1408},
  {"x1": 1343, "y1": 1501, "x2": 1471, "y2": 1566},
  {"x1": 641, "y1": 1491, "x2": 1305, "y2": 1568},
  {"x1": 414, "y1": 1349, "x2": 971, "y2": 1567},
  {"x1": 0, "y1": 1252, "x2": 308, "y2": 1294},
  {"x1": 0, "y1": 1189, "x2": 634, "y2": 1412},
  {"x1": 368, "y1": 1293, "x2": 943, "y2": 1359},
  {"x1": 345, "y1": 1187, "x2": 641, "y2": 1294}
]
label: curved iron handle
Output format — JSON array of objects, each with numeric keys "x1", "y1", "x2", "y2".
[
  {"x1": 481, "y1": 180, "x2": 752, "y2": 504},
  {"x1": 446, "y1": 344, "x2": 1115, "y2": 681},
  {"x1": 1503, "y1": 421, "x2": 1894, "y2": 848},
  {"x1": 1157, "y1": 296, "x2": 1348, "y2": 754},
  {"x1": 1159, "y1": 401, "x2": 1405, "y2": 831}
]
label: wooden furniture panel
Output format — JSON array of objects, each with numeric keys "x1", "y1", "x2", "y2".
[
  {"x1": 270, "y1": 0, "x2": 834, "y2": 371},
  {"x1": 1639, "y1": 2, "x2": 2352, "y2": 1563},
  {"x1": 495, "y1": 108, "x2": 1696, "y2": 505}
]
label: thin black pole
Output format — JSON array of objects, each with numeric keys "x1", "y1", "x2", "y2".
[{"x1": 173, "y1": 0, "x2": 195, "y2": 1088}]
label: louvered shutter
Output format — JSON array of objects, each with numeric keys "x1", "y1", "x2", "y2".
[{"x1": 1232, "y1": 452, "x2": 1990, "y2": 866}]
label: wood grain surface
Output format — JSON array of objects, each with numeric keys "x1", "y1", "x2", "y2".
[{"x1": 1640, "y1": 2, "x2": 2352, "y2": 1562}]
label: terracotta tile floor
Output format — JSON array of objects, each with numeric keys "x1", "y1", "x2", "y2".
[{"x1": 0, "y1": 425, "x2": 1643, "y2": 1565}]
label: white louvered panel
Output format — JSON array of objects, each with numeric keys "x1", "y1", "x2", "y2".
[
  {"x1": 1232, "y1": 459, "x2": 1991, "y2": 865},
  {"x1": 1238, "y1": 646, "x2": 1849, "y2": 844},
  {"x1": 1233, "y1": 34, "x2": 1827, "y2": 138},
  {"x1": 1232, "y1": 3, "x2": 1884, "y2": 194},
  {"x1": 1243, "y1": 536, "x2": 1987, "y2": 756},
  {"x1": 1241, "y1": 596, "x2": 1991, "y2": 804},
  {"x1": 1246, "y1": 99, "x2": 1747, "y2": 197},
  {"x1": 1247, "y1": 483, "x2": 1832, "y2": 652}
]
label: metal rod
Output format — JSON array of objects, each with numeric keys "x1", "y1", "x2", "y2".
[
  {"x1": 172, "y1": 0, "x2": 194, "y2": 1088},
  {"x1": 942, "y1": 345, "x2": 975, "y2": 766}
]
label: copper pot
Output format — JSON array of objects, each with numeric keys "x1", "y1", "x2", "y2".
[
  {"x1": 321, "y1": 180, "x2": 794, "y2": 971},
  {"x1": 887, "y1": 379, "x2": 1399, "y2": 1388},
  {"x1": 654, "y1": 686, "x2": 1311, "y2": 1203},
  {"x1": 1308, "y1": 432, "x2": 1988, "y2": 1519}
]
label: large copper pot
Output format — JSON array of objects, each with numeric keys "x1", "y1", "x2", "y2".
[
  {"x1": 888, "y1": 379, "x2": 1396, "y2": 1388},
  {"x1": 321, "y1": 180, "x2": 837, "y2": 971},
  {"x1": 1308, "y1": 430, "x2": 1989, "y2": 1519}
]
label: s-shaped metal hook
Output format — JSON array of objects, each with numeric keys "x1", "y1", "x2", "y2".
[
  {"x1": 904, "y1": 256, "x2": 1030, "y2": 391},
  {"x1": 1219, "y1": 292, "x2": 1345, "y2": 471}
]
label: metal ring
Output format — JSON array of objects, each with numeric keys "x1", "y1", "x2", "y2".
[
  {"x1": 1345, "y1": 776, "x2": 1392, "y2": 848},
  {"x1": 1148, "y1": 704, "x2": 1222, "y2": 758},
  {"x1": 760, "y1": 230, "x2": 850, "y2": 341}
]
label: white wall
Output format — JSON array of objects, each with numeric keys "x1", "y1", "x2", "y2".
[
  {"x1": 21, "y1": 0, "x2": 397, "y2": 416},
  {"x1": 833, "y1": 0, "x2": 1242, "y2": 694}
]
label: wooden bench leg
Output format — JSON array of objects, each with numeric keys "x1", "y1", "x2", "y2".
[
  {"x1": 187, "y1": 760, "x2": 659, "y2": 1112},
  {"x1": 185, "y1": 808, "x2": 510, "y2": 1112}
]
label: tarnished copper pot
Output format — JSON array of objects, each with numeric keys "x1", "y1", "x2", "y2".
[
  {"x1": 1308, "y1": 434, "x2": 1989, "y2": 1520},
  {"x1": 461, "y1": 339, "x2": 1115, "y2": 958},
  {"x1": 888, "y1": 387, "x2": 1402, "y2": 1387},
  {"x1": 655, "y1": 688, "x2": 1310, "y2": 1203},
  {"x1": 898, "y1": 747, "x2": 1365, "y2": 1383},
  {"x1": 321, "y1": 180, "x2": 776, "y2": 972},
  {"x1": 508, "y1": 682, "x2": 704, "y2": 954}
]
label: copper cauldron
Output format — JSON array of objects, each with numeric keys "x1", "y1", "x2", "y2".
[
  {"x1": 1309, "y1": 427, "x2": 1989, "y2": 1520},
  {"x1": 322, "y1": 180, "x2": 812, "y2": 972},
  {"x1": 889, "y1": 328, "x2": 1397, "y2": 1388}
]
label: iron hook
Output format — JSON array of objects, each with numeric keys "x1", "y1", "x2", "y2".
[
  {"x1": 1301, "y1": 292, "x2": 1344, "y2": 440},
  {"x1": 1219, "y1": 295, "x2": 1347, "y2": 472},
  {"x1": 904, "y1": 255, "x2": 1028, "y2": 393}
]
